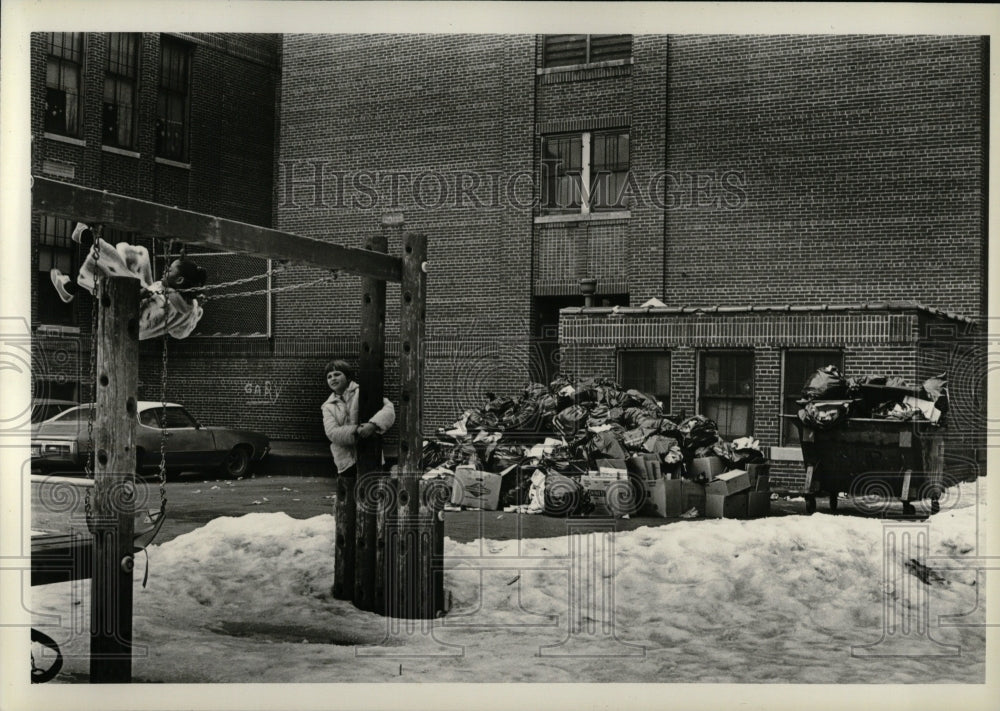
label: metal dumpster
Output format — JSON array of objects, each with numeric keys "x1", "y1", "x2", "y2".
[{"x1": 781, "y1": 414, "x2": 947, "y2": 515}]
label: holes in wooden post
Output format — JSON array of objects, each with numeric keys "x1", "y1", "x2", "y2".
[
  {"x1": 403, "y1": 292, "x2": 412, "y2": 304},
  {"x1": 101, "y1": 293, "x2": 111, "y2": 308},
  {"x1": 364, "y1": 293, "x2": 372, "y2": 304},
  {"x1": 127, "y1": 318, "x2": 139, "y2": 340},
  {"x1": 401, "y1": 391, "x2": 410, "y2": 403},
  {"x1": 100, "y1": 374, "x2": 109, "y2": 387},
  {"x1": 400, "y1": 441, "x2": 409, "y2": 453},
  {"x1": 402, "y1": 342, "x2": 411, "y2": 354},
  {"x1": 338, "y1": 481, "x2": 347, "y2": 498},
  {"x1": 126, "y1": 397, "x2": 136, "y2": 416},
  {"x1": 337, "y1": 533, "x2": 346, "y2": 548},
  {"x1": 97, "y1": 449, "x2": 108, "y2": 466},
  {"x1": 362, "y1": 342, "x2": 371, "y2": 353},
  {"x1": 399, "y1": 490, "x2": 409, "y2": 507},
  {"x1": 405, "y1": 244, "x2": 413, "y2": 254}
]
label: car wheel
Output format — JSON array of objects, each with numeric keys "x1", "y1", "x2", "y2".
[{"x1": 222, "y1": 446, "x2": 252, "y2": 479}]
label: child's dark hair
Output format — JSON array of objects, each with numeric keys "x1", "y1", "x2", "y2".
[
  {"x1": 324, "y1": 359, "x2": 355, "y2": 383},
  {"x1": 173, "y1": 258, "x2": 208, "y2": 288}
]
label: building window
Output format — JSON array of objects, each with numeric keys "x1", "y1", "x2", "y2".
[
  {"x1": 782, "y1": 350, "x2": 843, "y2": 446},
  {"x1": 103, "y1": 33, "x2": 140, "y2": 149},
  {"x1": 618, "y1": 350, "x2": 671, "y2": 412},
  {"x1": 45, "y1": 33, "x2": 84, "y2": 137},
  {"x1": 700, "y1": 351, "x2": 754, "y2": 440},
  {"x1": 156, "y1": 36, "x2": 191, "y2": 161},
  {"x1": 543, "y1": 35, "x2": 632, "y2": 68},
  {"x1": 37, "y1": 216, "x2": 77, "y2": 324},
  {"x1": 540, "y1": 130, "x2": 630, "y2": 214}
]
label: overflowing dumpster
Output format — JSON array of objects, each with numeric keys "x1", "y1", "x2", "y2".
[{"x1": 782, "y1": 368, "x2": 950, "y2": 515}]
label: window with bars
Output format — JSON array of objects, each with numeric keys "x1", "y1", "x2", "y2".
[
  {"x1": 103, "y1": 33, "x2": 140, "y2": 149},
  {"x1": 618, "y1": 350, "x2": 671, "y2": 411},
  {"x1": 156, "y1": 36, "x2": 191, "y2": 161},
  {"x1": 782, "y1": 350, "x2": 843, "y2": 446},
  {"x1": 540, "y1": 129, "x2": 630, "y2": 214},
  {"x1": 45, "y1": 33, "x2": 84, "y2": 137},
  {"x1": 37, "y1": 216, "x2": 77, "y2": 324},
  {"x1": 700, "y1": 351, "x2": 754, "y2": 440},
  {"x1": 542, "y1": 35, "x2": 633, "y2": 68}
]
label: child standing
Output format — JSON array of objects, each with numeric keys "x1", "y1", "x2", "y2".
[{"x1": 50, "y1": 223, "x2": 207, "y2": 340}]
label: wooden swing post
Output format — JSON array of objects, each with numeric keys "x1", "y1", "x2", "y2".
[
  {"x1": 89, "y1": 275, "x2": 141, "y2": 683},
  {"x1": 351, "y1": 231, "x2": 387, "y2": 611}
]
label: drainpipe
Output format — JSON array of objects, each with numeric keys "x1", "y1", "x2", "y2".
[{"x1": 579, "y1": 277, "x2": 597, "y2": 308}]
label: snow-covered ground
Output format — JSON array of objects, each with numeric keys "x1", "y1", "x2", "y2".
[
  {"x1": 25, "y1": 480, "x2": 991, "y2": 704},
  {"x1": 31, "y1": 481, "x2": 989, "y2": 684}
]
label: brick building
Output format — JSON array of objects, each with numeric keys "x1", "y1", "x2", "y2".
[
  {"x1": 274, "y1": 34, "x2": 987, "y2": 483},
  {"x1": 30, "y1": 33, "x2": 987, "y2": 485},
  {"x1": 30, "y1": 33, "x2": 281, "y2": 430}
]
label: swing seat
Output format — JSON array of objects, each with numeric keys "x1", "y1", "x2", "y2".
[{"x1": 133, "y1": 508, "x2": 167, "y2": 551}]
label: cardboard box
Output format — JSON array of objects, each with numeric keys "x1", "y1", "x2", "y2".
[
  {"x1": 688, "y1": 455, "x2": 725, "y2": 480},
  {"x1": 581, "y1": 475, "x2": 634, "y2": 517},
  {"x1": 747, "y1": 491, "x2": 771, "y2": 518},
  {"x1": 705, "y1": 492, "x2": 748, "y2": 519},
  {"x1": 752, "y1": 473, "x2": 770, "y2": 492},
  {"x1": 644, "y1": 478, "x2": 706, "y2": 518},
  {"x1": 595, "y1": 459, "x2": 628, "y2": 479},
  {"x1": 450, "y1": 466, "x2": 503, "y2": 510},
  {"x1": 627, "y1": 453, "x2": 661, "y2": 481},
  {"x1": 705, "y1": 469, "x2": 751, "y2": 497}
]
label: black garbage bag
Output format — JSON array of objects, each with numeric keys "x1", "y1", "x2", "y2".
[
  {"x1": 503, "y1": 401, "x2": 541, "y2": 432},
  {"x1": 801, "y1": 365, "x2": 848, "y2": 402},
  {"x1": 588, "y1": 429, "x2": 628, "y2": 461},
  {"x1": 422, "y1": 440, "x2": 451, "y2": 469},
  {"x1": 544, "y1": 474, "x2": 595, "y2": 517},
  {"x1": 503, "y1": 464, "x2": 538, "y2": 506},
  {"x1": 488, "y1": 444, "x2": 525, "y2": 473},
  {"x1": 522, "y1": 382, "x2": 550, "y2": 402},
  {"x1": 798, "y1": 400, "x2": 850, "y2": 430},
  {"x1": 678, "y1": 415, "x2": 719, "y2": 451},
  {"x1": 622, "y1": 406, "x2": 648, "y2": 429},
  {"x1": 587, "y1": 404, "x2": 611, "y2": 427},
  {"x1": 485, "y1": 394, "x2": 517, "y2": 417},
  {"x1": 554, "y1": 404, "x2": 590, "y2": 435}
]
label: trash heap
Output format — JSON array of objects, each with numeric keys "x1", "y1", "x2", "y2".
[
  {"x1": 421, "y1": 376, "x2": 772, "y2": 520},
  {"x1": 797, "y1": 366, "x2": 948, "y2": 430}
]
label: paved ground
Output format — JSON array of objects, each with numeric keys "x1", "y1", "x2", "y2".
[{"x1": 30, "y1": 465, "x2": 939, "y2": 547}]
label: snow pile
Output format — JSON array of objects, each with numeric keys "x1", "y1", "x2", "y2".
[{"x1": 32, "y1": 483, "x2": 986, "y2": 683}]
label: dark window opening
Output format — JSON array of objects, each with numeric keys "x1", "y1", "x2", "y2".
[
  {"x1": 618, "y1": 351, "x2": 671, "y2": 411},
  {"x1": 156, "y1": 36, "x2": 191, "y2": 161},
  {"x1": 45, "y1": 33, "x2": 84, "y2": 137},
  {"x1": 700, "y1": 351, "x2": 754, "y2": 440},
  {"x1": 103, "y1": 33, "x2": 140, "y2": 149}
]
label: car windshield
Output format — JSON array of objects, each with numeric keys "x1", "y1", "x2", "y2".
[{"x1": 46, "y1": 405, "x2": 94, "y2": 423}]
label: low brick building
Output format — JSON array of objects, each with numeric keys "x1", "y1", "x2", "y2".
[{"x1": 559, "y1": 301, "x2": 983, "y2": 488}]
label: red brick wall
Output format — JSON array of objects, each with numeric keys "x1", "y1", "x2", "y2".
[{"x1": 663, "y1": 35, "x2": 986, "y2": 316}]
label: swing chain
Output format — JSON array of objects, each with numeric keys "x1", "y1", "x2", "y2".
[
  {"x1": 83, "y1": 225, "x2": 103, "y2": 530},
  {"x1": 157, "y1": 241, "x2": 172, "y2": 515}
]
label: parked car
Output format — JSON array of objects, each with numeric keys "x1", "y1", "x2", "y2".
[
  {"x1": 31, "y1": 401, "x2": 270, "y2": 478},
  {"x1": 30, "y1": 398, "x2": 79, "y2": 424}
]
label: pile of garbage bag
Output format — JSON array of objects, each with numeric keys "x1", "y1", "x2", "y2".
[
  {"x1": 422, "y1": 376, "x2": 765, "y2": 515},
  {"x1": 797, "y1": 366, "x2": 948, "y2": 429}
]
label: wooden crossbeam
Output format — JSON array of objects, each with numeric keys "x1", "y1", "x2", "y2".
[{"x1": 31, "y1": 177, "x2": 403, "y2": 282}]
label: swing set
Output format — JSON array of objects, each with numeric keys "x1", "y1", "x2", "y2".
[{"x1": 29, "y1": 176, "x2": 442, "y2": 683}]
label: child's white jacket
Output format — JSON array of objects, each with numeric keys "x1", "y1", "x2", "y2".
[{"x1": 322, "y1": 381, "x2": 396, "y2": 473}]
